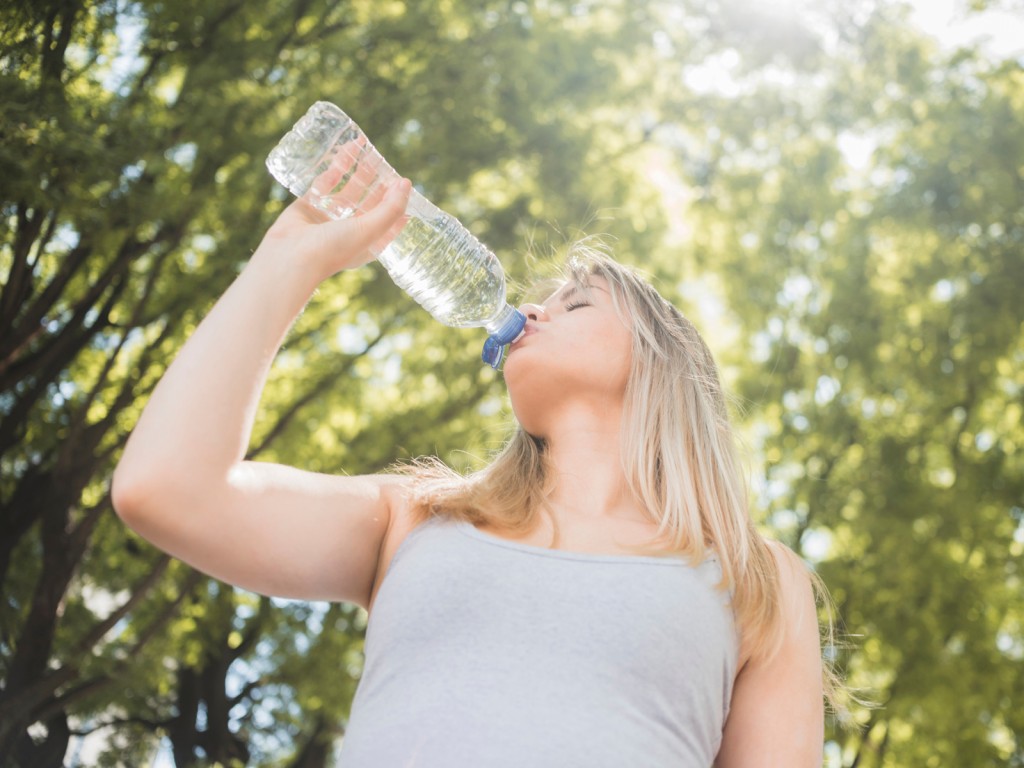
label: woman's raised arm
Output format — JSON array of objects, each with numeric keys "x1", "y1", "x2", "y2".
[{"x1": 112, "y1": 178, "x2": 412, "y2": 609}]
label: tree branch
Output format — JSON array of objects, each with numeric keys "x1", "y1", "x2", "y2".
[
  {"x1": 0, "y1": 205, "x2": 45, "y2": 329},
  {"x1": 74, "y1": 554, "x2": 172, "y2": 654},
  {"x1": 129, "y1": 569, "x2": 204, "y2": 655},
  {"x1": 67, "y1": 714, "x2": 174, "y2": 738},
  {"x1": 246, "y1": 316, "x2": 402, "y2": 459}
]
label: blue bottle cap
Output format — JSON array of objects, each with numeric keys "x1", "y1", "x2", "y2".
[{"x1": 481, "y1": 308, "x2": 527, "y2": 369}]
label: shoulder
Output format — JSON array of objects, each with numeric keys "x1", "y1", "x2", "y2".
[
  {"x1": 716, "y1": 538, "x2": 825, "y2": 766},
  {"x1": 759, "y1": 539, "x2": 819, "y2": 668},
  {"x1": 765, "y1": 539, "x2": 816, "y2": 616},
  {"x1": 735, "y1": 538, "x2": 818, "y2": 673}
]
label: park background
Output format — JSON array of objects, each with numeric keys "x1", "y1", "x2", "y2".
[{"x1": 1, "y1": 0, "x2": 1022, "y2": 765}]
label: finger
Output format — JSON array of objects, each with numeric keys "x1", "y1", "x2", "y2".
[
  {"x1": 344, "y1": 178, "x2": 411, "y2": 253},
  {"x1": 310, "y1": 143, "x2": 353, "y2": 198},
  {"x1": 370, "y1": 207, "x2": 410, "y2": 255},
  {"x1": 310, "y1": 137, "x2": 368, "y2": 203},
  {"x1": 358, "y1": 174, "x2": 390, "y2": 211},
  {"x1": 343, "y1": 150, "x2": 389, "y2": 210}
]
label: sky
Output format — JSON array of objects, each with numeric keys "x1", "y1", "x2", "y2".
[{"x1": 908, "y1": 0, "x2": 1024, "y2": 57}]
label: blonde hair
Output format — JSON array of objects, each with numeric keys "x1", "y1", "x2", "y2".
[{"x1": 403, "y1": 241, "x2": 843, "y2": 713}]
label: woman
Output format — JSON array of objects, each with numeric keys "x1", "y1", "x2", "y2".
[{"x1": 113, "y1": 176, "x2": 832, "y2": 766}]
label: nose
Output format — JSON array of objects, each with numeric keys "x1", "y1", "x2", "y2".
[{"x1": 519, "y1": 302, "x2": 548, "y2": 322}]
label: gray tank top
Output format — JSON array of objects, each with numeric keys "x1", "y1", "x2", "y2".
[{"x1": 339, "y1": 517, "x2": 739, "y2": 767}]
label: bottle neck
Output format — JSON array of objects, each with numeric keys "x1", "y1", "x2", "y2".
[
  {"x1": 485, "y1": 303, "x2": 526, "y2": 340},
  {"x1": 481, "y1": 304, "x2": 526, "y2": 369}
]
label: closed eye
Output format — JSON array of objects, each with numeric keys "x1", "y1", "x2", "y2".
[{"x1": 564, "y1": 301, "x2": 591, "y2": 311}]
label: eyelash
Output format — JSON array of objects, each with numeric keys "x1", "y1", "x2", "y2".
[{"x1": 564, "y1": 301, "x2": 590, "y2": 312}]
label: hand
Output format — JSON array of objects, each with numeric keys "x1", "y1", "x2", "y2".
[{"x1": 255, "y1": 166, "x2": 412, "y2": 286}]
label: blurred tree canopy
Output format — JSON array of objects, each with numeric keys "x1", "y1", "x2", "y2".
[{"x1": 1, "y1": 0, "x2": 1021, "y2": 766}]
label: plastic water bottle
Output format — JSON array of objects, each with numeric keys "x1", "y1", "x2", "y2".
[{"x1": 266, "y1": 101, "x2": 526, "y2": 368}]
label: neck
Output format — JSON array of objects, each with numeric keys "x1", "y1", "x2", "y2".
[{"x1": 540, "y1": 403, "x2": 643, "y2": 523}]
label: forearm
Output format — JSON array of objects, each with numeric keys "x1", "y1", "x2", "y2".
[{"x1": 114, "y1": 249, "x2": 319, "y2": 500}]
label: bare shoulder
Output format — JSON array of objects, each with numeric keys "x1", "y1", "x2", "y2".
[
  {"x1": 763, "y1": 538, "x2": 821, "y2": 670},
  {"x1": 734, "y1": 540, "x2": 817, "y2": 668},
  {"x1": 764, "y1": 539, "x2": 817, "y2": 616},
  {"x1": 715, "y1": 538, "x2": 825, "y2": 767},
  {"x1": 716, "y1": 536, "x2": 827, "y2": 765}
]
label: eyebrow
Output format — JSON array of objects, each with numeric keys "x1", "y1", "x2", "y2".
[
  {"x1": 557, "y1": 284, "x2": 584, "y2": 304},
  {"x1": 553, "y1": 281, "x2": 607, "y2": 305}
]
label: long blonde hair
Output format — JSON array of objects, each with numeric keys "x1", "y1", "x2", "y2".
[{"x1": 403, "y1": 241, "x2": 842, "y2": 710}]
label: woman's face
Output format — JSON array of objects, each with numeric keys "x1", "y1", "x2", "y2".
[{"x1": 502, "y1": 275, "x2": 633, "y2": 437}]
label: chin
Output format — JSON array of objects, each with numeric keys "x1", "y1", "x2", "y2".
[
  {"x1": 510, "y1": 412, "x2": 545, "y2": 440},
  {"x1": 501, "y1": 349, "x2": 528, "y2": 388}
]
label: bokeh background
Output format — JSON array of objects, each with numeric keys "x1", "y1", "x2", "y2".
[{"x1": 1, "y1": 0, "x2": 1022, "y2": 765}]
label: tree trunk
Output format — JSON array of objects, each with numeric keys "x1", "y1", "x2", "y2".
[{"x1": 11, "y1": 713, "x2": 70, "y2": 768}]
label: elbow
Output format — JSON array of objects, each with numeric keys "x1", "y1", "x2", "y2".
[
  {"x1": 110, "y1": 462, "x2": 153, "y2": 528},
  {"x1": 110, "y1": 462, "x2": 190, "y2": 550},
  {"x1": 111, "y1": 452, "x2": 178, "y2": 529},
  {"x1": 110, "y1": 458, "x2": 208, "y2": 558},
  {"x1": 111, "y1": 456, "x2": 226, "y2": 531}
]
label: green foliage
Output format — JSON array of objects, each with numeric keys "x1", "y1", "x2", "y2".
[
  {"x1": 1, "y1": 0, "x2": 1021, "y2": 765},
  {"x1": 0, "y1": 0, "x2": 670, "y2": 764},
  {"x1": 682, "y1": 3, "x2": 1024, "y2": 764}
]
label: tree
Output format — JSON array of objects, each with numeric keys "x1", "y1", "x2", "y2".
[
  {"x1": 675, "y1": 2, "x2": 1024, "y2": 764},
  {"x1": 4, "y1": 0, "x2": 1021, "y2": 764},
  {"x1": 0, "y1": 0, "x2": 666, "y2": 764}
]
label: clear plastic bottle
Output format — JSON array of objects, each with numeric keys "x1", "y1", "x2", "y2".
[{"x1": 266, "y1": 101, "x2": 525, "y2": 368}]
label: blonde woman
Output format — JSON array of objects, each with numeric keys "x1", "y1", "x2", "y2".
[{"x1": 114, "y1": 176, "x2": 832, "y2": 766}]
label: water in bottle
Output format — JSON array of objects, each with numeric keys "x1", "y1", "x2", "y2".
[{"x1": 266, "y1": 101, "x2": 525, "y2": 368}]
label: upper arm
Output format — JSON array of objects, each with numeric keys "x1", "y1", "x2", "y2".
[
  {"x1": 715, "y1": 542, "x2": 825, "y2": 768},
  {"x1": 112, "y1": 460, "x2": 414, "y2": 609}
]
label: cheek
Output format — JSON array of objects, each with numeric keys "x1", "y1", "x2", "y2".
[{"x1": 591, "y1": 325, "x2": 633, "y2": 384}]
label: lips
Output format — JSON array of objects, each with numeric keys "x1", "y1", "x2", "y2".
[{"x1": 510, "y1": 323, "x2": 538, "y2": 350}]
